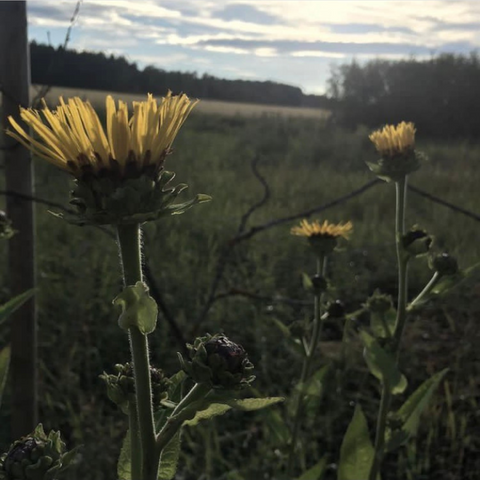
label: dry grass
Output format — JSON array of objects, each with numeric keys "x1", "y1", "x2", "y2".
[{"x1": 30, "y1": 84, "x2": 330, "y2": 119}]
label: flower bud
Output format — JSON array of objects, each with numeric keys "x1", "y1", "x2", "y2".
[
  {"x1": 365, "y1": 290, "x2": 393, "y2": 314},
  {"x1": 311, "y1": 274, "x2": 327, "y2": 295},
  {"x1": 429, "y1": 253, "x2": 458, "y2": 277},
  {"x1": 100, "y1": 363, "x2": 170, "y2": 414},
  {"x1": 0, "y1": 425, "x2": 74, "y2": 480},
  {"x1": 179, "y1": 334, "x2": 255, "y2": 389},
  {"x1": 402, "y1": 228, "x2": 433, "y2": 257},
  {"x1": 327, "y1": 300, "x2": 345, "y2": 318}
]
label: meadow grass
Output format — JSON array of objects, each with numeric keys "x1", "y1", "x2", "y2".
[{"x1": 1, "y1": 112, "x2": 479, "y2": 479}]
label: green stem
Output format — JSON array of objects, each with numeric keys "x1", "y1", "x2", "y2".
[
  {"x1": 407, "y1": 272, "x2": 441, "y2": 312},
  {"x1": 156, "y1": 383, "x2": 212, "y2": 454},
  {"x1": 286, "y1": 254, "x2": 326, "y2": 477},
  {"x1": 129, "y1": 402, "x2": 142, "y2": 480},
  {"x1": 369, "y1": 176, "x2": 408, "y2": 480},
  {"x1": 117, "y1": 224, "x2": 159, "y2": 480}
]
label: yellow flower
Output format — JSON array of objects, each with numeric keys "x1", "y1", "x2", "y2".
[
  {"x1": 369, "y1": 122, "x2": 416, "y2": 158},
  {"x1": 7, "y1": 92, "x2": 198, "y2": 178},
  {"x1": 291, "y1": 219, "x2": 353, "y2": 240}
]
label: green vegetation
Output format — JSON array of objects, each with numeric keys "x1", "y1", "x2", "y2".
[{"x1": 1, "y1": 113, "x2": 479, "y2": 479}]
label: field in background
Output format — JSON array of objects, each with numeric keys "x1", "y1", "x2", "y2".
[
  {"x1": 1, "y1": 111, "x2": 479, "y2": 480},
  {"x1": 30, "y1": 84, "x2": 331, "y2": 119}
]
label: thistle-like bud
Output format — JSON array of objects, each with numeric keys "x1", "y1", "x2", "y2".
[
  {"x1": 100, "y1": 363, "x2": 170, "y2": 414},
  {"x1": 327, "y1": 299, "x2": 345, "y2": 318},
  {"x1": 365, "y1": 290, "x2": 393, "y2": 314},
  {"x1": 402, "y1": 228, "x2": 433, "y2": 257},
  {"x1": 429, "y1": 253, "x2": 459, "y2": 277},
  {"x1": 178, "y1": 334, "x2": 255, "y2": 389},
  {"x1": 0, "y1": 425, "x2": 74, "y2": 480},
  {"x1": 0, "y1": 211, "x2": 15, "y2": 240},
  {"x1": 311, "y1": 274, "x2": 328, "y2": 295}
]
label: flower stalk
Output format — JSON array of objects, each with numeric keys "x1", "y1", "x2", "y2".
[
  {"x1": 117, "y1": 223, "x2": 159, "y2": 480},
  {"x1": 286, "y1": 254, "x2": 327, "y2": 477},
  {"x1": 369, "y1": 176, "x2": 409, "y2": 480}
]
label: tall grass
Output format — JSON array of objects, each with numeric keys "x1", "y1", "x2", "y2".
[{"x1": 1, "y1": 113, "x2": 479, "y2": 479}]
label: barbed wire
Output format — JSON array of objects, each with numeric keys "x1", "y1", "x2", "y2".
[{"x1": 0, "y1": 164, "x2": 479, "y2": 346}]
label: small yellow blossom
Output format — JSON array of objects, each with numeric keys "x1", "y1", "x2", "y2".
[
  {"x1": 7, "y1": 92, "x2": 198, "y2": 178},
  {"x1": 291, "y1": 219, "x2": 353, "y2": 240},
  {"x1": 369, "y1": 122, "x2": 416, "y2": 158}
]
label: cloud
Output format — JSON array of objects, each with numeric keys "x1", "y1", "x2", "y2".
[
  {"x1": 213, "y1": 3, "x2": 281, "y2": 25},
  {"x1": 26, "y1": 0, "x2": 480, "y2": 95}
]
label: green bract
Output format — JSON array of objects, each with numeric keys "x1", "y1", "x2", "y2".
[
  {"x1": 178, "y1": 334, "x2": 255, "y2": 389},
  {"x1": 366, "y1": 150, "x2": 425, "y2": 182},
  {"x1": 100, "y1": 363, "x2": 170, "y2": 414},
  {"x1": 52, "y1": 170, "x2": 211, "y2": 226},
  {"x1": 0, "y1": 425, "x2": 75, "y2": 480}
]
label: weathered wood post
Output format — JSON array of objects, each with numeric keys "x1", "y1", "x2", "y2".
[{"x1": 0, "y1": 1, "x2": 37, "y2": 439}]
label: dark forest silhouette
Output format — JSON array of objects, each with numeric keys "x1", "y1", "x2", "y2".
[{"x1": 30, "y1": 41, "x2": 332, "y2": 109}]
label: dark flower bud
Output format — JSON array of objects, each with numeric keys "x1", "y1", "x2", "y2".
[
  {"x1": 100, "y1": 363, "x2": 170, "y2": 414},
  {"x1": 401, "y1": 227, "x2": 433, "y2": 257},
  {"x1": 311, "y1": 274, "x2": 327, "y2": 295},
  {"x1": 178, "y1": 334, "x2": 255, "y2": 389},
  {"x1": 327, "y1": 300, "x2": 345, "y2": 318},
  {"x1": 429, "y1": 253, "x2": 458, "y2": 277},
  {"x1": 365, "y1": 290, "x2": 393, "y2": 314},
  {"x1": 0, "y1": 424, "x2": 75, "y2": 480},
  {"x1": 288, "y1": 320, "x2": 306, "y2": 339}
]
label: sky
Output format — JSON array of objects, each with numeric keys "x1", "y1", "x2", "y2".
[{"x1": 25, "y1": 0, "x2": 480, "y2": 95}]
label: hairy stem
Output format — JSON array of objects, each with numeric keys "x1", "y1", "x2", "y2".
[
  {"x1": 129, "y1": 402, "x2": 142, "y2": 480},
  {"x1": 369, "y1": 176, "x2": 408, "y2": 480},
  {"x1": 117, "y1": 223, "x2": 159, "y2": 480},
  {"x1": 286, "y1": 254, "x2": 326, "y2": 477}
]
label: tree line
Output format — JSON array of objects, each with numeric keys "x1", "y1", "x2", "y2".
[
  {"x1": 30, "y1": 41, "x2": 332, "y2": 109},
  {"x1": 328, "y1": 53, "x2": 480, "y2": 139}
]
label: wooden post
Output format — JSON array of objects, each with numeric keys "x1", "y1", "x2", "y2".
[{"x1": 0, "y1": 1, "x2": 37, "y2": 438}]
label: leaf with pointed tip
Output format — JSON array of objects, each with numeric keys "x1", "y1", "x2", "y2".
[
  {"x1": 297, "y1": 457, "x2": 328, "y2": 480},
  {"x1": 338, "y1": 405, "x2": 376, "y2": 480},
  {"x1": 0, "y1": 289, "x2": 35, "y2": 327},
  {"x1": 226, "y1": 397, "x2": 284, "y2": 411},
  {"x1": 360, "y1": 330, "x2": 407, "y2": 395},
  {"x1": 431, "y1": 262, "x2": 480, "y2": 296},
  {"x1": 158, "y1": 432, "x2": 181, "y2": 480},
  {"x1": 385, "y1": 368, "x2": 449, "y2": 452}
]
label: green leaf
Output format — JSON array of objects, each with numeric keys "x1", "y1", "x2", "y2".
[
  {"x1": 338, "y1": 405, "x2": 375, "y2": 480},
  {"x1": 385, "y1": 368, "x2": 449, "y2": 452},
  {"x1": 226, "y1": 397, "x2": 284, "y2": 411},
  {"x1": 296, "y1": 365, "x2": 331, "y2": 398},
  {"x1": 158, "y1": 432, "x2": 181, "y2": 480},
  {"x1": 260, "y1": 409, "x2": 290, "y2": 445},
  {"x1": 370, "y1": 308, "x2": 396, "y2": 339},
  {"x1": 360, "y1": 330, "x2": 407, "y2": 395},
  {"x1": 0, "y1": 289, "x2": 35, "y2": 327},
  {"x1": 113, "y1": 282, "x2": 158, "y2": 335},
  {"x1": 297, "y1": 457, "x2": 328, "y2": 480},
  {"x1": 0, "y1": 346, "x2": 11, "y2": 409},
  {"x1": 117, "y1": 431, "x2": 131, "y2": 480},
  {"x1": 184, "y1": 403, "x2": 232, "y2": 427},
  {"x1": 302, "y1": 272, "x2": 314, "y2": 292}
]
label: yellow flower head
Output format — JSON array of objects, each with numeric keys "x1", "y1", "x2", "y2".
[
  {"x1": 291, "y1": 219, "x2": 353, "y2": 240},
  {"x1": 7, "y1": 92, "x2": 198, "y2": 178},
  {"x1": 369, "y1": 122, "x2": 416, "y2": 158}
]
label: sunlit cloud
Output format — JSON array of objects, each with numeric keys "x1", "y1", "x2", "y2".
[{"x1": 27, "y1": 0, "x2": 480, "y2": 94}]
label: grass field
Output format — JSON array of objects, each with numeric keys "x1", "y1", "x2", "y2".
[
  {"x1": 1, "y1": 106, "x2": 479, "y2": 479},
  {"x1": 30, "y1": 84, "x2": 331, "y2": 119}
]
